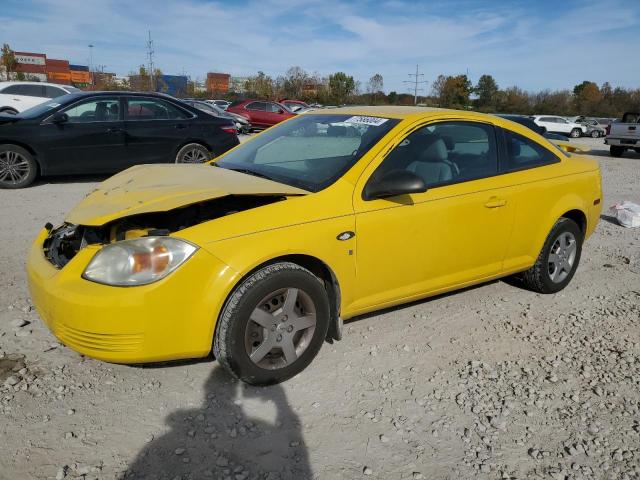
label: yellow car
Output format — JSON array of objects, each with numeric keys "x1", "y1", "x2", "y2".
[{"x1": 27, "y1": 107, "x2": 602, "y2": 385}]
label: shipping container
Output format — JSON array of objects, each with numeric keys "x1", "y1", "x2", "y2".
[
  {"x1": 15, "y1": 63, "x2": 47, "y2": 75},
  {"x1": 46, "y1": 59, "x2": 70, "y2": 73},
  {"x1": 47, "y1": 71, "x2": 72, "y2": 84},
  {"x1": 156, "y1": 74, "x2": 188, "y2": 97},
  {"x1": 69, "y1": 64, "x2": 89, "y2": 72},
  {"x1": 206, "y1": 72, "x2": 230, "y2": 94},
  {"x1": 14, "y1": 52, "x2": 46, "y2": 66},
  {"x1": 71, "y1": 70, "x2": 91, "y2": 84}
]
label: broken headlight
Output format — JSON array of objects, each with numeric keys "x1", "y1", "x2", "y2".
[{"x1": 82, "y1": 237, "x2": 197, "y2": 286}]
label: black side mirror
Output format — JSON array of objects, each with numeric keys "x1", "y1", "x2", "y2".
[
  {"x1": 363, "y1": 170, "x2": 427, "y2": 201},
  {"x1": 52, "y1": 112, "x2": 69, "y2": 124}
]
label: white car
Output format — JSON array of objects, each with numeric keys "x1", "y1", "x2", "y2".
[
  {"x1": 532, "y1": 115, "x2": 587, "y2": 138},
  {"x1": 205, "y1": 99, "x2": 230, "y2": 110},
  {"x1": 0, "y1": 81, "x2": 81, "y2": 114}
]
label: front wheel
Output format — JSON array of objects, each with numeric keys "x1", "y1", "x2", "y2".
[
  {"x1": 520, "y1": 218, "x2": 583, "y2": 294},
  {"x1": 570, "y1": 128, "x2": 582, "y2": 138},
  {"x1": 610, "y1": 146, "x2": 624, "y2": 157},
  {"x1": 213, "y1": 262, "x2": 331, "y2": 385},
  {"x1": 175, "y1": 143, "x2": 211, "y2": 164},
  {"x1": 0, "y1": 144, "x2": 38, "y2": 189}
]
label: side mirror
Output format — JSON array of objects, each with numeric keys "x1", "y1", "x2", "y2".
[
  {"x1": 52, "y1": 112, "x2": 69, "y2": 124},
  {"x1": 363, "y1": 170, "x2": 427, "y2": 201}
]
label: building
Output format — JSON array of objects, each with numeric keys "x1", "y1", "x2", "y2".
[{"x1": 206, "y1": 72, "x2": 230, "y2": 95}]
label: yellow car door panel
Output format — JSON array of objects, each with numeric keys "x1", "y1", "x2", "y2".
[{"x1": 350, "y1": 120, "x2": 515, "y2": 314}]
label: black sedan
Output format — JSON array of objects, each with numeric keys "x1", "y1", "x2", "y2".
[
  {"x1": 0, "y1": 91, "x2": 239, "y2": 188},
  {"x1": 181, "y1": 99, "x2": 252, "y2": 134}
]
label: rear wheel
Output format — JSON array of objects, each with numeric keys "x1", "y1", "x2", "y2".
[
  {"x1": 175, "y1": 143, "x2": 211, "y2": 163},
  {"x1": 570, "y1": 128, "x2": 582, "y2": 138},
  {"x1": 213, "y1": 262, "x2": 330, "y2": 385},
  {"x1": 610, "y1": 146, "x2": 625, "y2": 157},
  {"x1": 590, "y1": 130, "x2": 600, "y2": 138},
  {"x1": 0, "y1": 144, "x2": 38, "y2": 189},
  {"x1": 521, "y1": 218, "x2": 583, "y2": 294}
]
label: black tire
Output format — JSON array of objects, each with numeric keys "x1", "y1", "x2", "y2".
[
  {"x1": 610, "y1": 146, "x2": 624, "y2": 157},
  {"x1": 175, "y1": 143, "x2": 211, "y2": 164},
  {"x1": 0, "y1": 144, "x2": 38, "y2": 189},
  {"x1": 570, "y1": 128, "x2": 582, "y2": 138},
  {"x1": 213, "y1": 262, "x2": 331, "y2": 385},
  {"x1": 521, "y1": 218, "x2": 583, "y2": 294}
]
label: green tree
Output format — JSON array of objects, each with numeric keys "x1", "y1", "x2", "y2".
[
  {"x1": 328, "y1": 72, "x2": 355, "y2": 104},
  {"x1": 572, "y1": 81, "x2": 601, "y2": 116},
  {"x1": 367, "y1": 73, "x2": 384, "y2": 104},
  {"x1": 387, "y1": 91, "x2": 398, "y2": 105},
  {"x1": 1, "y1": 43, "x2": 17, "y2": 80},
  {"x1": 474, "y1": 74, "x2": 499, "y2": 111},
  {"x1": 281, "y1": 66, "x2": 308, "y2": 99}
]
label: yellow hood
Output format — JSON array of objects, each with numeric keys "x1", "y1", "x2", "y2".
[{"x1": 66, "y1": 164, "x2": 308, "y2": 226}]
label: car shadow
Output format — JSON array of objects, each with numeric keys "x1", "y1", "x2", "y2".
[
  {"x1": 120, "y1": 365, "x2": 313, "y2": 480},
  {"x1": 582, "y1": 144, "x2": 640, "y2": 159}
]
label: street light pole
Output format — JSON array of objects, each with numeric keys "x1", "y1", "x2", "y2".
[{"x1": 88, "y1": 44, "x2": 94, "y2": 88}]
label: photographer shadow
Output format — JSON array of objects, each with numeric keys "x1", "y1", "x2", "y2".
[{"x1": 122, "y1": 366, "x2": 312, "y2": 480}]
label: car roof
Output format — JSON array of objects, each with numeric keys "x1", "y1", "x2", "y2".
[
  {"x1": 0, "y1": 81, "x2": 75, "y2": 88},
  {"x1": 308, "y1": 105, "x2": 484, "y2": 121}
]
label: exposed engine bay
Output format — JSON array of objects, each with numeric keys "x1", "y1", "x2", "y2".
[{"x1": 43, "y1": 195, "x2": 286, "y2": 268}]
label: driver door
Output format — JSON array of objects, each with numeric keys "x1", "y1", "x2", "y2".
[{"x1": 351, "y1": 120, "x2": 515, "y2": 313}]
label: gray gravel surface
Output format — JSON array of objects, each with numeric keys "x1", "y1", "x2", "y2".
[{"x1": 0, "y1": 137, "x2": 639, "y2": 479}]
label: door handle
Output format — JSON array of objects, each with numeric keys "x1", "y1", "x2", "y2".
[
  {"x1": 174, "y1": 124, "x2": 187, "y2": 130},
  {"x1": 485, "y1": 197, "x2": 507, "y2": 208},
  {"x1": 107, "y1": 127, "x2": 123, "y2": 133}
]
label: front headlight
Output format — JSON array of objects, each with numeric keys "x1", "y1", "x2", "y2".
[{"x1": 82, "y1": 237, "x2": 197, "y2": 286}]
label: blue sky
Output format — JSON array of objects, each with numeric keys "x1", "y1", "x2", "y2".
[{"x1": 1, "y1": 0, "x2": 637, "y2": 93}]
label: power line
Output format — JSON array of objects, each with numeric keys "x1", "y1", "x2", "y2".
[
  {"x1": 403, "y1": 64, "x2": 428, "y2": 105},
  {"x1": 146, "y1": 30, "x2": 155, "y2": 91}
]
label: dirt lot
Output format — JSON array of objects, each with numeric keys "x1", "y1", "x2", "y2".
[{"x1": 1, "y1": 137, "x2": 639, "y2": 480}]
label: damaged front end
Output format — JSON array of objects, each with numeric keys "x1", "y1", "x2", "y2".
[{"x1": 43, "y1": 195, "x2": 286, "y2": 269}]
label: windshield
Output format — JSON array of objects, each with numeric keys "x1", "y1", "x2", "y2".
[
  {"x1": 18, "y1": 95, "x2": 78, "y2": 118},
  {"x1": 216, "y1": 113, "x2": 399, "y2": 192}
]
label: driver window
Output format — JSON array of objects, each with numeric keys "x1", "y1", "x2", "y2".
[
  {"x1": 63, "y1": 99, "x2": 120, "y2": 123},
  {"x1": 372, "y1": 121, "x2": 498, "y2": 188}
]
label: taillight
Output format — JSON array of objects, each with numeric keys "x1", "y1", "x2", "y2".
[{"x1": 220, "y1": 125, "x2": 237, "y2": 134}]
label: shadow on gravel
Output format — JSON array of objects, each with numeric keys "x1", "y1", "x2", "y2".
[
  {"x1": 121, "y1": 365, "x2": 312, "y2": 480},
  {"x1": 30, "y1": 174, "x2": 109, "y2": 186}
]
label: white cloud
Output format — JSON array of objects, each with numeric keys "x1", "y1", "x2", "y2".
[{"x1": 0, "y1": 0, "x2": 637, "y2": 92}]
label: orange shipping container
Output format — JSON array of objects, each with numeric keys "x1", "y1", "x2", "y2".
[
  {"x1": 48, "y1": 71, "x2": 72, "y2": 84},
  {"x1": 70, "y1": 70, "x2": 91, "y2": 84}
]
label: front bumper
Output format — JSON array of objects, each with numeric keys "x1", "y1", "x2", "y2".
[{"x1": 27, "y1": 229, "x2": 237, "y2": 363}]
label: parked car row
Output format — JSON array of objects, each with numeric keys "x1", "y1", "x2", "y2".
[
  {"x1": 0, "y1": 91, "x2": 239, "y2": 188},
  {"x1": 0, "y1": 81, "x2": 81, "y2": 114},
  {"x1": 531, "y1": 115, "x2": 606, "y2": 138}
]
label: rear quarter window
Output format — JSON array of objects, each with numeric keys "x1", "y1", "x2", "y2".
[{"x1": 502, "y1": 129, "x2": 560, "y2": 172}]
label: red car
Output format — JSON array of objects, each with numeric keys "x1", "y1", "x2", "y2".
[{"x1": 226, "y1": 100, "x2": 295, "y2": 129}]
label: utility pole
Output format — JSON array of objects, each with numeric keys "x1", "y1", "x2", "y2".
[
  {"x1": 403, "y1": 64, "x2": 428, "y2": 105},
  {"x1": 88, "y1": 44, "x2": 94, "y2": 88},
  {"x1": 146, "y1": 30, "x2": 155, "y2": 92}
]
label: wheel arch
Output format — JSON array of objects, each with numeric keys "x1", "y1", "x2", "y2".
[
  {"x1": 561, "y1": 208, "x2": 587, "y2": 235},
  {"x1": 0, "y1": 141, "x2": 43, "y2": 175},
  {"x1": 213, "y1": 253, "x2": 343, "y2": 349}
]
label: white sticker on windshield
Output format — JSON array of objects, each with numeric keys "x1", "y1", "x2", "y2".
[
  {"x1": 344, "y1": 115, "x2": 389, "y2": 126},
  {"x1": 47, "y1": 103, "x2": 60, "y2": 108}
]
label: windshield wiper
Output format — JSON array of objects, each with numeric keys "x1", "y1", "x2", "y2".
[{"x1": 224, "y1": 167, "x2": 277, "y2": 182}]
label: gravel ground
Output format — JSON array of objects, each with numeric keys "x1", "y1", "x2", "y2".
[{"x1": 0, "y1": 137, "x2": 639, "y2": 480}]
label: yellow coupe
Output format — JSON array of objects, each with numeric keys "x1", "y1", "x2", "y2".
[{"x1": 27, "y1": 107, "x2": 602, "y2": 385}]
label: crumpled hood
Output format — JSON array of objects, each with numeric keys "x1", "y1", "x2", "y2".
[{"x1": 66, "y1": 164, "x2": 308, "y2": 226}]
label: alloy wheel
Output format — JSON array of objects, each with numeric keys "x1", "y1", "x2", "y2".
[
  {"x1": 244, "y1": 287, "x2": 317, "y2": 370},
  {"x1": 0, "y1": 150, "x2": 31, "y2": 185},
  {"x1": 548, "y1": 231, "x2": 577, "y2": 283},
  {"x1": 180, "y1": 147, "x2": 209, "y2": 163}
]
